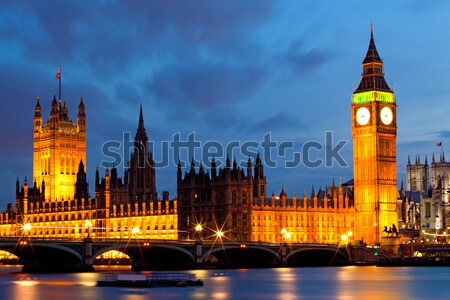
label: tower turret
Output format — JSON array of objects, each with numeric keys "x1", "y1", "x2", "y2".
[
  {"x1": 34, "y1": 97, "x2": 42, "y2": 133},
  {"x1": 77, "y1": 96, "x2": 86, "y2": 133}
]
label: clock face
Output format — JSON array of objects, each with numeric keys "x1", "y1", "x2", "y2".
[
  {"x1": 380, "y1": 107, "x2": 393, "y2": 125},
  {"x1": 356, "y1": 107, "x2": 370, "y2": 125}
]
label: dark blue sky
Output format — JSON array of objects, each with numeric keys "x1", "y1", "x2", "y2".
[{"x1": 1, "y1": 1, "x2": 450, "y2": 206}]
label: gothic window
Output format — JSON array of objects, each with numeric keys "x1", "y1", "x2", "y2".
[
  {"x1": 425, "y1": 203, "x2": 431, "y2": 218},
  {"x1": 232, "y1": 190, "x2": 237, "y2": 204},
  {"x1": 242, "y1": 192, "x2": 247, "y2": 204},
  {"x1": 60, "y1": 155, "x2": 64, "y2": 174},
  {"x1": 66, "y1": 156, "x2": 70, "y2": 174}
]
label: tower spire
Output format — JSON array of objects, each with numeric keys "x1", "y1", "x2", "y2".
[
  {"x1": 139, "y1": 103, "x2": 144, "y2": 130},
  {"x1": 354, "y1": 23, "x2": 392, "y2": 93}
]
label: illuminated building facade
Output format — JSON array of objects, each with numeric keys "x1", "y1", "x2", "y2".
[
  {"x1": 177, "y1": 154, "x2": 355, "y2": 244},
  {"x1": 250, "y1": 181, "x2": 355, "y2": 243},
  {"x1": 351, "y1": 29, "x2": 398, "y2": 244},
  {"x1": 0, "y1": 99, "x2": 176, "y2": 240},
  {"x1": 177, "y1": 155, "x2": 266, "y2": 241},
  {"x1": 33, "y1": 94, "x2": 86, "y2": 202}
]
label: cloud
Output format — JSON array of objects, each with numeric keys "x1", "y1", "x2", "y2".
[{"x1": 246, "y1": 111, "x2": 306, "y2": 134}]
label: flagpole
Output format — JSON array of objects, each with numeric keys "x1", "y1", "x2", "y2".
[{"x1": 59, "y1": 65, "x2": 61, "y2": 100}]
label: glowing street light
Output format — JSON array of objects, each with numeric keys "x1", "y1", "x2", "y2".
[
  {"x1": 341, "y1": 234, "x2": 348, "y2": 243},
  {"x1": 195, "y1": 224, "x2": 203, "y2": 232},
  {"x1": 131, "y1": 227, "x2": 140, "y2": 235},
  {"x1": 216, "y1": 230, "x2": 224, "y2": 238},
  {"x1": 281, "y1": 228, "x2": 287, "y2": 236},
  {"x1": 23, "y1": 223, "x2": 31, "y2": 232},
  {"x1": 85, "y1": 220, "x2": 93, "y2": 238},
  {"x1": 285, "y1": 232, "x2": 292, "y2": 240},
  {"x1": 347, "y1": 231, "x2": 353, "y2": 238}
]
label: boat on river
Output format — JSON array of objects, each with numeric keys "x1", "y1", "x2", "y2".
[{"x1": 97, "y1": 272, "x2": 204, "y2": 287}]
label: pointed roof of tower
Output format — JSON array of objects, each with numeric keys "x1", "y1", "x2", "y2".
[
  {"x1": 138, "y1": 103, "x2": 144, "y2": 130},
  {"x1": 310, "y1": 184, "x2": 316, "y2": 198},
  {"x1": 407, "y1": 155, "x2": 411, "y2": 166},
  {"x1": 362, "y1": 25, "x2": 382, "y2": 64},
  {"x1": 354, "y1": 25, "x2": 392, "y2": 93},
  {"x1": 78, "y1": 96, "x2": 85, "y2": 109},
  {"x1": 35, "y1": 97, "x2": 41, "y2": 109}
]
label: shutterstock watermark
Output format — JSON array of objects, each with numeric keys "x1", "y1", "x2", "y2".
[{"x1": 100, "y1": 131, "x2": 348, "y2": 169}]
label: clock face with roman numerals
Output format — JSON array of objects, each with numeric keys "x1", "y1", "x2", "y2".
[
  {"x1": 380, "y1": 107, "x2": 393, "y2": 125},
  {"x1": 356, "y1": 107, "x2": 370, "y2": 126}
]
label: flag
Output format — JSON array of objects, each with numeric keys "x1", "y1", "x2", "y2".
[
  {"x1": 437, "y1": 141, "x2": 442, "y2": 147},
  {"x1": 55, "y1": 67, "x2": 61, "y2": 80}
]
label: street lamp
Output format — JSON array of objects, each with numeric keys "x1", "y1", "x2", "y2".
[
  {"x1": 23, "y1": 223, "x2": 31, "y2": 232},
  {"x1": 216, "y1": 230, "x2": 224, "y2": 239},
  {"x1": 195, "y1": 224, "x2": 203, "y2": 241},
  {"x1": 131, "y1": 226, "x2": 140, "y2": 235},
  {"x1": 281, "y1": 228, "x2": 290, "y2": 243},
  {"x1": 85, "y1": 220, "x2": 93, "y2": 238}
]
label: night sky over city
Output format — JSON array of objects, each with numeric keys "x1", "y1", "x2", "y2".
[{"x1": 1, "y1": 1, "x2": 450, "y2": 206}]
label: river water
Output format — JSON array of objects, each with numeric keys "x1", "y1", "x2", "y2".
[{"x1": 1, "y1": 265, "x2": 449, "y2": 300}]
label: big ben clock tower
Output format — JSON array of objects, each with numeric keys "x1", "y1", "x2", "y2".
[{"x1": 352, "y1": 27, "x2": 398, "y2": 245}]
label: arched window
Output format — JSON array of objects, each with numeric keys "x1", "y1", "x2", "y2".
[{"x1": 60, "y1": 155, "x2": 65, "y2": 174}]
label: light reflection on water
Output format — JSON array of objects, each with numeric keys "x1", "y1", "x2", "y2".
[{"x1": 1, "y1": 266, "x2": 450, "y2": 300}]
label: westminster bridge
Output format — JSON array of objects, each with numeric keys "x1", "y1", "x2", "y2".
[{"x1": 0, "y1": 237, "x2": 385, "y2": 272}]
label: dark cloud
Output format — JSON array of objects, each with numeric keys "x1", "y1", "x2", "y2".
[
  {"x1": 246, "y1": 112, "x2": 306, "y2": 134},
  {"x1": 279, "y1": 38, "x2": 334, "y2": 75},
  {"x1": 147, "y1": 63, "x2": 268, "y2": 112}
]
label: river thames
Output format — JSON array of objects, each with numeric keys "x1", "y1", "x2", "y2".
[{"x1": 1, "y1": 266, "x2": 450, "y2": 300}]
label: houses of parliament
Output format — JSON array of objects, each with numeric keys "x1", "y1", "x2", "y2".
[{"x1": 0, "y1": 30, "x2": 400, "y2": 245}]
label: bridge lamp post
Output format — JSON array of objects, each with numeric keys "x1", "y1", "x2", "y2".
[
  {"x1": 23, "y1": 223, "x2": 31, "y2": 232},
  {"x1": 22, "y1": 223, "x2": 31, "y2": 238},
  {"x1": 281, "y1": 228, "x2": 291, "y2": 244},
  {"x1": 131, "y1": 227, "x2": 140, "y2": 236},
  {"x1": 195, "y1": 224, "x2": 203, "y2": 241},
  {"x1": 216, "y1": 230, "x2": 224, "y2": 239},
  {"x1": 85, "y1": 220, "x2": 93, "y2": 238},
  {"x1": 341, "y1": 234, "x2": 348, "y2": 244}
]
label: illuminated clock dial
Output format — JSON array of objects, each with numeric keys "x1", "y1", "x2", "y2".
[
  {"x1": 356, "y1": 107, "x2": 370, "y2": 125},
  {"x1": 380, "y1": 107, "x2": 393, "y2": 125}
]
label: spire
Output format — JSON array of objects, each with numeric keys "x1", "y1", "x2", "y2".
[
  {"x1": 425, "y1": 155, "x2": 428, "y2": 165},
  {"x1": 310, "y1": 184, "x2": 316, "y2": 198},
  {"x1": 407, "y1": 155, "x2": 411, "y2": 166},
  {"x1": 139, "y1": 103, "x2": 144, "y2": 130},
  {"x1": 432, "y1": 153, "x2": 435, "y2": 164},
  {"x1": 363, "y1": 24, "x2": 382, "y2": 64},
  {"x1": 78, "y1": 159, "x2": 85, "y2": 173},
  {"x1": 354, "y1": 24, "x2": 392, "y2": 93},
  {"x1": 78, "y1": 96, "x2": 85, "y2": 109}
]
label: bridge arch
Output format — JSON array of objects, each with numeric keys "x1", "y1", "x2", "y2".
[
  {"x1": 0, "y1": 242, "x2": 84, "y2": 272},
  {"x1": 93, "y1": 243, "x2": 195, "y2": 270},
  {"x1": 287, "y1": 247, "x2": 349, "y2": 266}
]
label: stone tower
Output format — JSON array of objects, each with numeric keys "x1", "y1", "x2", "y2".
[
  {"x1": 33, "y1": 94, "x2": 86, "y2": 201},
  {"x1": 351, "y1": 27, "x2": 398, "y2": 244}
]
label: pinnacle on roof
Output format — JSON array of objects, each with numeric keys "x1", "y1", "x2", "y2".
[
  {"x1": 362, "y1": 27, "x2": 382, "y2": 64},
  {"x1": 138, "y1": 103, "x2": 144, "y2": 130}
]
